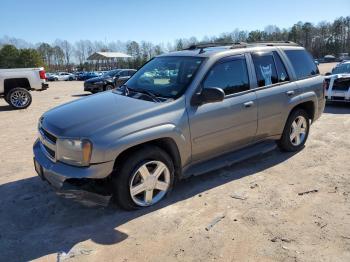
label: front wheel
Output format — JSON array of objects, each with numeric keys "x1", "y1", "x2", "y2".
[
  {"x1": 6, "y1": 88, "x2": 32, "y2": 109},
  {"x1": 112, "y1": 146, "x2": 175, "y2": 210},
  {"x1": 277, "y1": 109, "x2": 310, "y2": 152},
  {"x1": 104, "y1": 84, "x2": 114, "y2": 91}
]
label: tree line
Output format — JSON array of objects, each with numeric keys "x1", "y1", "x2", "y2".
[{"x1": 0, "y1": 16, "x2": 349, "y2": 71}]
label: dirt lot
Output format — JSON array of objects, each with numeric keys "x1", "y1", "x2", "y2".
[
  {"x1": 0, "y1": 77, "x2": 350, "y2": 262},
  {"x1": 318, "y1": 62, "x2": 337, "y2": 75}
]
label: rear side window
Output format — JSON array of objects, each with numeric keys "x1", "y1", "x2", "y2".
[
  {"x1": 203, "y1": 56, "x2": 250, "y2": 95},
  {"x1": 251, "y1": 53, "x2": 278, "y2": 87},
  {"x1": 284, "y1": 50, "x2": 319, "y2": 79}
]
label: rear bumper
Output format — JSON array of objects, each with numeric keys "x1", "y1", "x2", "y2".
[
  {"x1": 33, "y1": 139, "x2": 114, "y2": 190},
  {"x1": 32, "y1": 83, "x2": 49, "y2": 91},
  {"x1": 41, "y1": 83, "x2": 49, "y2": 90}
]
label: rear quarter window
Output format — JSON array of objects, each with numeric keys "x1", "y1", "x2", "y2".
[{"x1": 284, "y1": 50, "x2": 319, "y2": 80}]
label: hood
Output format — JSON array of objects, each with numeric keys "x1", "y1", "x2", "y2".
[
  {"x1": 85, "y1": 74, "x2": 114, "y2": 83},
  {"x1": 42, "y1": 92, "x2": 164, "y2": 137},
  {"x1": 85, "y1": 76, "x2": 104, "y2": 83}
]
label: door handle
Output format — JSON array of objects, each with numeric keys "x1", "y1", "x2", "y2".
[
  {"x1": 244, "y1": 101, "x2": 254, "y2": 108},
  {"x1": 286, "y1": 90, "x2": 295, "y2": 97}
]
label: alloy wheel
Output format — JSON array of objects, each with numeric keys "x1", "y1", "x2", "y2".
[
  {"x1": 289, "y1": 116, "x2": 307, "y2": 146},
  {"x1": 129, "y1": 161, "x2": 170, "y2": 206},
  {"x1": 10, "y1": 90, "x2": 30, "y2": 108}
]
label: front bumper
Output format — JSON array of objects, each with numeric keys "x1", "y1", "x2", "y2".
[
  {"x1": 33, "y1": 139, "x2": 114, "y2": 190},
  {"x1": 84, "y1": 82, "x2": 103, "y2": 92}
]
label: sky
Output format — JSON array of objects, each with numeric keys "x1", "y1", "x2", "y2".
[{"x1": 1, "y1": 0, "x2": 349, "y2": 44}]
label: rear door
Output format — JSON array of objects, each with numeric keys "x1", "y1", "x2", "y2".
[
  {"x1": 188, "y1": 54, "x2": 258, "y2": 162},
  {"x1": 250, "y1": 51, "x2": 300, "y2": 140}
]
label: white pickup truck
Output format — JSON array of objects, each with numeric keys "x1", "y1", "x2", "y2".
[{"x1": 0, "y1": 67, "x2": 48, "y2": 109}]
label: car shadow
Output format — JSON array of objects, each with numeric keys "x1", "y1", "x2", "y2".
[
  {"x1": 0, "y1": 148, "x2": 299, "y2": 261},
  {"x1": 324, "y1": 102, "x2": 350, "y2": 114},
  {"x1": 0, "y1": 105, "x2": 14, "y2": 112}
]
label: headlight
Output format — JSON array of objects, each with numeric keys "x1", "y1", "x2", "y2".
[{"x1": 56, "y1": 138, "x2": 92, "y2": 166}]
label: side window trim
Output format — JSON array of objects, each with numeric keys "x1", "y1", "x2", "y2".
[
  {"x1": 272, "y1": 51, "x2": 290, "y2": 84},
  {"x1": 275, "y1": 48, "x2": 297, "y2": 81},
  {"x1": 201, "y1": 54, "x2": 251, "y2": 98},
  {"x1": 249, "y1": 50, "x2": 293, "y2": 89}
]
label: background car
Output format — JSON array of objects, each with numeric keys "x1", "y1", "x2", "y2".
[
  {"x1": 324, "y1": 61, "x2": 350, "y2": 102},
  {"x1": 46, "y1": 73, "x2": 58, "y2": 81},
  {"x1": 84, "y1": 69, "x2": 136, "y2": 93},
  {"x1": 56, "y1": 72, "x2": 76, "y2": 81},
  {"x1": 114, "y1": 69, "x2": 136, "y2": 87},
  {"x1": 77, "y1": 72, "x2": 99, "y2": 81}
]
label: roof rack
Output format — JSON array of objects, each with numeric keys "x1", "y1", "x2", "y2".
[
  {"x1": 183, "y1": 41, "x2": 299, "y2": 53},
  {"x1": 247, "y1": 41, "x2": 299, "y2": 47}
]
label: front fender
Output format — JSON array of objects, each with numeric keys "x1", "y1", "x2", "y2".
[{"x1": 104, "y1": 124, "x2": 190, "y2": 166}]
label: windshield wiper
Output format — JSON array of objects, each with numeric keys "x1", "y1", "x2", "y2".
[{"x1": 121, "y1": 84, "x2": 162, "y2": 102}]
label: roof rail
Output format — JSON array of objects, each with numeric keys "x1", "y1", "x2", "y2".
[
  {"x1": 247, "y1": 41, "x2": 299, "y2": 47},
  {"x1": 183, "y1": 41, "x2": 299, "y2": 54},
  {"x1": 184, "y1": 42, "x2": 247, "y2": 54}
]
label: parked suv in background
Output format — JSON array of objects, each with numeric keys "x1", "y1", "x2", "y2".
[
  {"x1": 33, "y1": 42, "x2": 325, "y2": 210},
  {"x1": 84, "y1": 69, "x2": 136, "y2": 93}
]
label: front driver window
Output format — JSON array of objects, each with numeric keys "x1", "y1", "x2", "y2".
[{"x1": 203, "y1": 56, "x2": 250, "y2": 95}]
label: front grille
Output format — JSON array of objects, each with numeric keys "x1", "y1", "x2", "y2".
[
  {"x1": 333, "y1": 78, "x2": 350, "y2": 91},
  {"x1": 332, "y1": 85, "x2": 350, "y2": 91},
  {"x1": 332, "y1": 96, "x2": 345, "y2": 100},
  {"x1": 43, "y1": 144, "x2": 55, "y2": 158},
  {"x1": 39, "y1": 127, "x2": 57, "y2": 161},
  {"x1": 40, "y1": 127, "x2": 57, "y2": 143}
]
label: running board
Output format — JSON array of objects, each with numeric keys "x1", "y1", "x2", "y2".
[{"x1": 182, "y1": 141, "x2": 277, "y2": 178}]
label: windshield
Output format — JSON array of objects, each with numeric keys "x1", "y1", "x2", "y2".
[
  {"x1": 332, "y1": 63, "x2": 350, "y2": 74},
  {"x1": 104, "y1": 70, "x2": 121, "y2": 77},
  {"x1": 126, "y1": 56, "x2": 204, "y2": 99}
]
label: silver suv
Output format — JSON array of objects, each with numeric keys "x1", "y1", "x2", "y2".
[{"x1": 33, "y1": 42, "x2": 325, "y2": 210}]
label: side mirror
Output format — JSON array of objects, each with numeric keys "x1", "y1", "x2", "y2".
[
  {"x1": 325, "y1": 72, "x2": 331, "y2": 76},
  {"x1": 192, "y1": 87, "x2": 225, "y2": 106}
]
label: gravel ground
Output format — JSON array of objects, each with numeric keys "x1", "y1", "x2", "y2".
[{"x1": 0, "y1": 76, "x2": 349, "y2": 262}]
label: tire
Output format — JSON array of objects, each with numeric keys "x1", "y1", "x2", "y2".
[
  {"x1": 277, "y1": 109, "x2": 310, "y2": 152},
  {"x1": 104, "y1": 84, "x2": 114, "y2": 91},
  {"x1": 112, "y1": 146, "x2": 175, "y2": 210},
  {"x1": 6, "y1": 88, "x2": 32, "y2": 109}
]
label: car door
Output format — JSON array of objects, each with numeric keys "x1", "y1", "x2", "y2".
[
  {"x1": 114, "y1": 71, "x2": 127, "y2": 87},
  {"x1": 188, "y1": 54, "x2": 258, "y2": 162},
  {"x1": 249, "y1": 51, "x2": 301, "y2": 140}
]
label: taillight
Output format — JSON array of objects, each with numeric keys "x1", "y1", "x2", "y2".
[{"x1": 39, "y1": 70, "x2": 46, "y2": 79}]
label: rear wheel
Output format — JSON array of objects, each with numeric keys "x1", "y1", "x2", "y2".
[
  {"x1": 278, "y1": 109, "x2": 310, "y2": 152},
  {"x1": 6, "y1": 88, "x2": 32, "y2": 109},
  {"x1": 112, "y1": 146, "x2": 175, "y2": 210}
]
